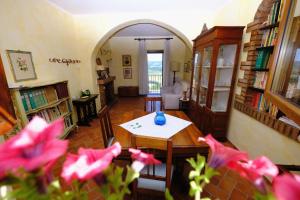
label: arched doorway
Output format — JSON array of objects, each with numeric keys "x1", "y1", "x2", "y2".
[{"x1": 90, "y1": 19, "x2": 193, "y2": 96}]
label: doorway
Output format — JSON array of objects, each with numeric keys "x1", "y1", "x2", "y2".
[{"x1": 147, "y1": 51, "x2": 163, "y2": 94}]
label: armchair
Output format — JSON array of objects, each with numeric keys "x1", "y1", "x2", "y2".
[{"x1": 161, "y1": 81, "x2": 189, "y2": 110}]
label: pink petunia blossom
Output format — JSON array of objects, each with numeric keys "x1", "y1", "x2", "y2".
[
  {"x1": 273, "y1": 174, "x2": 300, "y2": 200},
  {"x1": 227, "y1": 156, "x2": 278, "y2": 193},
  {"x1": 198, "y1": 134, "x2": 248, "y2": 169},
  {"x1": 129, "y1": 148, "x2": 161, "y2": 173},
  {"x1": 128, "y1": 148, "x2": 161, "y2": 165},
  {"x1": 61, "y1": 142, "x2": 121, "y2": 183},
  {"x1": 0, "y1": 116, "x2": 68, "y2": 177}
]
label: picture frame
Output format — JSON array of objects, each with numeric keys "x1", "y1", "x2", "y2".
[
  {"x1": 7, "y1": 50, "x2": 37, "y2": 82},
  {"x1": 122, "y1": 55, "x2": 131, "y2": 66},
  {"x1": 123, "y1": 68, "x2": 132, "y2": 79}
]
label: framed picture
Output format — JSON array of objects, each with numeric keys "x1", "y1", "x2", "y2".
[
  {"x1": 7, "y1": 50, "x2": 37, "y2": 82},
  {"x1": 122, "y1": 55, "x2": 131, "y2": 66},
  {"x1": 123, "y1": 68, "x2": 132, "y2": 79}
]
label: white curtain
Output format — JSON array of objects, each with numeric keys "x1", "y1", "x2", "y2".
[
  {"x1": 138, "y1": 40, "x2": 149, "y2": 95},
  {"x1": 163, "y1": 40, "x2": 171, "y2": 86}
]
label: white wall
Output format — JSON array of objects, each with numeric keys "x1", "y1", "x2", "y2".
[
  {"x1": 73, "y1": 11, "x2": 215, "y2": 94},
  {"x1": 214, "y1": 0, "x2": 300, "y2": 164},
  {"x1": 0, "y1": 0, "x2": 82, "y2": 99},
  {"x1": 107, "y1": 36, "x2": 188, "y2": 92}
]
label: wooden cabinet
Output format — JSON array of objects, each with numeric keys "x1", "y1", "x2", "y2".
[
  {"x1": 10, "y1": 81, "x2": 75, "y2": 138},
  {"x1": 188, "y1": 26, "x2": 244, "y2": 140}
]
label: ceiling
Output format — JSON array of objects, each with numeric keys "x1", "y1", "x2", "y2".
[
  {"x1": 113, "y1": 24, "x2": 173, "y2": 37},
  {"x1": 48, "y1": 0, "x2": 233, "y2": 14}
]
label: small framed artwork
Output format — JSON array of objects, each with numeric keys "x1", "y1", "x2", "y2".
[
  {"x1": 122, "y1": 55, "x2": 131, "y2": 66},
  {"x1": 6, "y1": 50, "x2": 37, "y2": 82},
  {"x1": 123, "y1": 68, "x2": 132, "y2": 79}
]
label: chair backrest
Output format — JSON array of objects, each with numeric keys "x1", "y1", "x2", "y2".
[
  {"x1": 98, "y1": 106, "x2": 114, "y2": 147},
  {"x1": 144, "y1": 96, "x2": 163, "y2": 112},
  {"x1": 131, "y1": 135, "x2": 173, "y2": 190}
]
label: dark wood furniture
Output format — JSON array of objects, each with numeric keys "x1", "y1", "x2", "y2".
[
  {"x1": 113, "y1": 110, "x2": 208, "y2": 158},
  {"x1": 131, "y1": 135, "x2": 173, "y2": 199},
  {"x1": 188, "y1": 26, "x2": 244, "y2": 141},
  {"x1": 98, "y1": 76, "x2": 117, "y2": 107},
  {"x1": 72, "y1": 94, "x2": 98, "y2": 126},
  {"x1": 179, "y1": 97, "x2": 190, "y2": 112},
  {"x1": 0, "y1": 56, "x2": 15, "y2": 118},
  {"x1": 98, "y1": 106, "x2": 114, "y2": 147},
  {"x1": 118, "y1": 86, "x2": 139, "y2": 97},
  {"x1": 144, "y1": 96, "x2": 163, "y2": 112}
]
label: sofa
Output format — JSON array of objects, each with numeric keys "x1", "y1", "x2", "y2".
[{"x1": 161, "y1": 80, "x2": 189, "y2": 110}]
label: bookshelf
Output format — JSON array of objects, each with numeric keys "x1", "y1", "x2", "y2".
[
  {"x1": 10, "y1": 80, "x2": 75, "y2": 138},
  {"x1": 235, "y1": 0, "x2": 300, "y2": 142}
]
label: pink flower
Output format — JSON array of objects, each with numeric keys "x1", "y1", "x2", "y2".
[
  {"x1": 61, "y1": 142, "x2": 121, "y2": 183},
  {"x1": 198, "y1": 134, "x2": 248, "y2": 168},
  {"x1": 228, "y1": 156, "x2": 278, "y2": 192},
  {"x1": 273, "y1": 174, "x2": 300, "y2": 200},
  {"x1": 0, "y1": 117, "x2": 68, "y2": 176},
  {"x1": 129, "y1": 148, "x2": 161, "y2": 165},
  {"x1": 129, "y1": 148, "x2": 161, "y2": 173}
]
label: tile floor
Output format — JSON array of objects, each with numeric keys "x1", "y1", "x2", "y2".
[{"x1": 53, "y1": 97, "x2": 257, "y2": 200}]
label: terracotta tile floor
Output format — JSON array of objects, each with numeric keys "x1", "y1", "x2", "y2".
[{"x1": 53, "y1": 97, "x2": 257, "y2": 200}]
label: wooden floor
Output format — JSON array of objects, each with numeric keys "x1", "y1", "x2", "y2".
[{"x1": 54, "y1": 97, "x2": 256, "y2": 200}]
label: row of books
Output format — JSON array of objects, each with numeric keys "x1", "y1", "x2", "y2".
[
  {"x1": 251, "y1": 93, "x2": 267, "y2": 111},
  {"x1": 64, "y1": 115, "x2": 73, "y2": 129},
  {"x1": 27, "y1": 103, "x2": 70, "y2": 123},
  {"x1": 21, "y1": 89, "x2": 50, "y2": 112},
  {"x1": 261, "y1": 27, "x2": 278, "y2": 47},
  {"x1": 255, "y1": 49, "x2": 271, "y2": 69},
  {"x1": 253, "y1": 72, "x2": 268, "y2": 89},
  {"x1": 55, "y1": 82, "x2": 69, "y2": 99},
  {"x1": 264, "y1": 0, "x2": 283, "y2": 26}
]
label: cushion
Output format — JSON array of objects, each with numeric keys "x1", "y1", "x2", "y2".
[{"x1": 173, "y1": 83, "x2": 182, "y2": 94}]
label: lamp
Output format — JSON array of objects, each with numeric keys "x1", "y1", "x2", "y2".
[{"x1": 171, "y1": 61, "x2": 180, "y2": 84}]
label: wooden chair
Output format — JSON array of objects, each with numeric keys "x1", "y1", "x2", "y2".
[
  {"x1": 144, "y1": 96, "x2": 163, "y2": 112},
  {"x1": 98, "y1": 106, "x2": 114, "y2": 147},
  {"x1": 131, "y1": 135, "x2": 173, "y2": 199}
]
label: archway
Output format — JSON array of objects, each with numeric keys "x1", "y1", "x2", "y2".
[{"x1": 90, "y1": 19, "x2": 193, "y2": 93}]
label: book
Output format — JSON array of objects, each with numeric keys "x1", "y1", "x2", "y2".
[
  {"x1": 28, "y1": 90, "x2": 37, "y2": 109},
  {"x1": 20, "y1": 92, "x2": 29, "y2": 112}
]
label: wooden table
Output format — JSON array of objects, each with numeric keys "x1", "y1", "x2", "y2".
[
  {"x1": 113, "y1": 110, "x2": 208, "y2": 159},
  {"x1": 72, "y1": 94, "x2": 98, "y2": 126}
]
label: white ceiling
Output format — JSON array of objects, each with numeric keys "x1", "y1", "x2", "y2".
[
  {"x1": 48, "y1": 0, "x2": 233, "y2": 14},
  {"x1": 114, "y1": 24, "x2": 173, "y2": 37}
]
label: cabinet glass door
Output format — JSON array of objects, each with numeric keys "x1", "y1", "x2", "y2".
[
  {"x1": 211, "y1": 44, "x2": 237, "y2": 112},
  {"x1": 191, "y1": 51, "x2": 201, "y2": 102},
  {"x1": 199, "y1": 46, "x2": 213, "y2": 106}
]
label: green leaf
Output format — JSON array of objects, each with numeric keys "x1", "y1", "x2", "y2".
[{"x1": 165, "y1": 188, "x2": 174, "y2": 200}]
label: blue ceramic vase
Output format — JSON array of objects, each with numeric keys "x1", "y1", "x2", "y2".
[{"x1": 154, "y1": 111, "x2": 166, "y2": 125}]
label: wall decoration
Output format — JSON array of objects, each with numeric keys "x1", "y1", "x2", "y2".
[
  {"x1": 123, "y1": 68, "x2": 132, "y2": 79},
  {"x1": 122, "y1": 55, "x2": 131, "y2": 66},
  {"x1": 184, "y1": 61, "x2": 191, "y2": 73},
  {"x1": 7, "y1": 50, "x2": 37, "y2": 82},
  {"x1": 49, "y1": 58, "x2": 81, "y2": 66}
]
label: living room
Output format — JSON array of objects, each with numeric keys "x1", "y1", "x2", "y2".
[{"x1": 0, "y1": 0, "x2": 300, "y2": 199}]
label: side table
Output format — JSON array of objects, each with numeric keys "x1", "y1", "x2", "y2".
[
  {"x1": 72, "y1": 94, "x2": 98, "y2": 126},
  {"x1": 179, "y1": 97, "x2": 190, "y2": 112}
]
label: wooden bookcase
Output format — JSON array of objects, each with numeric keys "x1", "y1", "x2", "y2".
[
  {"x1": 188, "y1": 26, "x2": 244, "y2": 141},
  {"x1": 10, "y1": 80, "x2": 75, "y2": 138},
  {"x1": 234, "y1": 0, "x2": 300, "y2": 142}
]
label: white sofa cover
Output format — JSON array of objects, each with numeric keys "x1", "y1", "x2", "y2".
[{"x1": 161, "y1": 80, "x2": 189, "y2": 110}]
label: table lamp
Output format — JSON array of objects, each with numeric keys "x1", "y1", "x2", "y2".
[{"x1": 171, "y1": 61, "x2": 180, "y2": 85}]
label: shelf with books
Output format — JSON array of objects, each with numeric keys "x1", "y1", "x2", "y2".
[
  {"x1": 248, "y1": 86, "x2": 265, "y2": 93},
  {"x1": 25, "y1": 97, "x2": 69, "y2": 115},
  {"x1": 10, "y1": 80, "x2": 75, "y2": 138}
]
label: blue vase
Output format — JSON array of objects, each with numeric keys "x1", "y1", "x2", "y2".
[{"x1": 154, "y1": 111, "x2": 166, "y2": 125}]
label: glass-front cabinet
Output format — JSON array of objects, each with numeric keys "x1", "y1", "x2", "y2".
[{"x1": 188, "y1": 26, "x2": 244, "y2": 140}]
